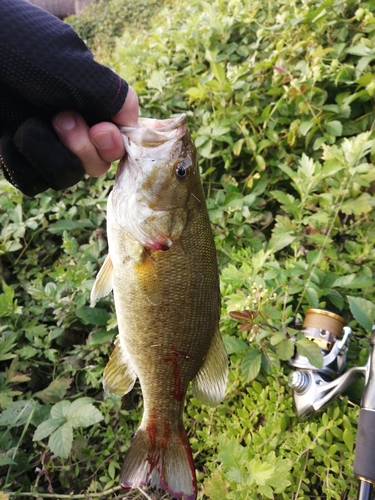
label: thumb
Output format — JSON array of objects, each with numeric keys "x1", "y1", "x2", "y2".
[{"x1": 112, "y1": 86, "x2": 139, "y2": 127}]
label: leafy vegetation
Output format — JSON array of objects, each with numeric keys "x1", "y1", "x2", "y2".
[{"x1": 1, "y1": 0, "x2": 375, "y2": 498}]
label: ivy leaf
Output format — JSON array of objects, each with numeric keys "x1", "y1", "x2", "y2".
[
  {"x1": 241, "y1": 350, "x2": 262, "y2": 382},
  {"x1": 295, "y1": 337, "x2": 323, "y2": 368},
  {"x1": 48, "y1": 422, "x2": 73, "y2": 459},
  {"x1": 348, "y1": 296, "x2": 375, "y2": 331}
]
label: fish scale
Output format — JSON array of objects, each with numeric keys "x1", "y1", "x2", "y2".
[{"x1": 91, "y1": 114, "x2": 228, "y2": 499}]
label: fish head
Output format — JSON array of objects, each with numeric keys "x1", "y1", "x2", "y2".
[{"x1": 111, "y1": 114, "x2": 199, "y2": 251}]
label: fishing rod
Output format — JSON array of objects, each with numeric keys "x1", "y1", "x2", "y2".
[{"x1": 288, "y1": 308, "x2": 375, "y2": 500}]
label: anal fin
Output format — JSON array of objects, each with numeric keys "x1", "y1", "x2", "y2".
[
  {"x1": 192, "y1": 328, "x2": 228, "y2": 407},
  {"x1": 103, "y1": 338, "x2": 137, "y2": 396}
]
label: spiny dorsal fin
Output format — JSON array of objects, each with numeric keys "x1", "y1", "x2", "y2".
[
  {"x1": 192, "y1": 328, "x2": 228, "y2": 407},
  {"x1": 103, "y1": 338, "x2": 137, "y2": 396},
  {"x1": 91, "y1": 254, "x2": 114, "y2": 304}
]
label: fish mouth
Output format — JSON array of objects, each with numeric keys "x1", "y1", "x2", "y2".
[{"x1": 119, "y1": 114, "x2": 187, "y2": 149}]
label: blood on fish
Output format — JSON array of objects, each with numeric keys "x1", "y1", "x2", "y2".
[
  {"x1": 146, "y1": 413, "x2": 158, "y2": 471},
  {"x1": 148, "y1": 241, "x2": 170, "y2": 251},
  {"x1": 145, "y1": 414, "x2": 171, "y2": 484},
  {"x1": 163, "y1": 349, "x2": 191, "y2": 402}
]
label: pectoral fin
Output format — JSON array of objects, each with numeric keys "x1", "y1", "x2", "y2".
[
  {"x1": 91, "y1": 255, "x2": 114, "y2": 303},
  {"x1": 192, "y1": 328, "x2": 228, "y2": 407},
  {"x1": 136, "y1": 250, "x2": 162, "y2": 306},
  {"x1": 103, "y1": 338, "x2": 137, "y2": 396}
]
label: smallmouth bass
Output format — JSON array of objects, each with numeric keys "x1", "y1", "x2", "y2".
[{"x1": 91, "y1": 114, "x2": 228, "y2": 499}]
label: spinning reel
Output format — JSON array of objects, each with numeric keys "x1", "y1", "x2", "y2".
[{"x1": 288, "y1": 308, "x2": 375, "y2": 498}]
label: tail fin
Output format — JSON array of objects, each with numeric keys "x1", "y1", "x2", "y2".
[{"x1": 120, "y1": 425, "x2": 197, "y2": 500}]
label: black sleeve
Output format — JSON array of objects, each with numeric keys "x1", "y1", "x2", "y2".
[{"x1": 0, "y1": 0, "x2": 129, "y2": 197}]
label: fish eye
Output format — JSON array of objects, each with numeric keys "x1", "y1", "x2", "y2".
[{"x1": 174, "y1": 158, "x2": 191, "y2": 182}]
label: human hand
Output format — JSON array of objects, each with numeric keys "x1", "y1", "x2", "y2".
[{"x1": 52, "y1": 86, "x2": 139, "y2": 177}]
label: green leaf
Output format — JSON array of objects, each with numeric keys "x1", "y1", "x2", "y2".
[
  {"x1": 299, "y1": 153, "x2": 315, "y2": 178},
  {"x1": 48, "y1": 219, "x2": 94, "y2": 234},
  {"x1": 305, "y1": 287, "x2": 320, "y2": 308},
  {"x1": 66, "y1": 399, "x2": 104, "y2": 428},
  {"x1": 76, "y1": 306, "x2": 110, "y2": 326},
  {"x1": 218, "y1": 436, "x2": 247, "y2": 469},
  {"x1": 269, "y1": 332, "x2": 286, "y2": 346},
  {"x1": 210, "y1": 61, "x2": 226, "y2": 83},
  {"x1": 347, "y1": 296, "x2": 375, "y2": 331},
  {"x1": 226, "y1": 466, "x2": 243, "y2": 483},
  {"x1": 88, "y1": 328, "x2": 116, "y2": 345},
  {"x1": 16, "y1": 346, "x2": 39, "y2": 360},
  {"x1": 199, "y1": 139, "x2": 213, "y2": 158},
  {"x1": 332, "y1": 274, "x2": 374, "y2": 289},
  {"x1": 248, "y1": 458, "x2": 274, "y2": 486},
  {"x1": 325, "y1": 120, "x2": 343, "y2": 137},
  {"x1": 223, "y1": 336, "x2": 248, "y2": 354},
  {"x1": 48, "y1": 422, "x2": 73, "y2": 459},
  {"x1": 202, "y1": 472, "x2": 228, "y2": 500},
  {"x1": 51, "y1": 400, "x2": 71, "y2": 420},
  {"x1": 340, "y1": 193, "x2": 373, "y2": 216},
  {"x1": 34, "y1": 377, "x2": 73, "y2": 404},
  {"x1": 0, "y1": 334, "x2": 17, "y2": 362},
  {"x1": 268, "y1": 232, "x2": 297, "y2": 253},
  {"x1": 299, "y1": 120, "x2": 314, "y2": 136},
  {"x1": 0, "y1": 452, "x2": 16, "y2": 466},
  {"x1": 343, "y1": 428, "x2": 354, "y2": 452},
  {"x1": 0, "y1": 400, "x2": 35, "y2": 428},
  {"x1": 33, "y1": 418, "x2": 62, "y2": 441},
  {"x1": 233, "y1": 138, "x2": 244, "y2": 156},
  {"x1": 0, "y1": 283, "x2": 17, "y2": 319},
  {"x1": 296, "y1": 337, "x2": 323, "y2": 368},
  {"x1": 276, "y1": 339, "x2": 295, "y2": 361},
  {"x1": 241, "y1": 350, "x2": 262, "y2": 382}
]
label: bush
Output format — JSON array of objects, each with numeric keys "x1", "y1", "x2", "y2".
[{"x1": 67, "y1": 0, "x2": 163, "y2": 61}]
